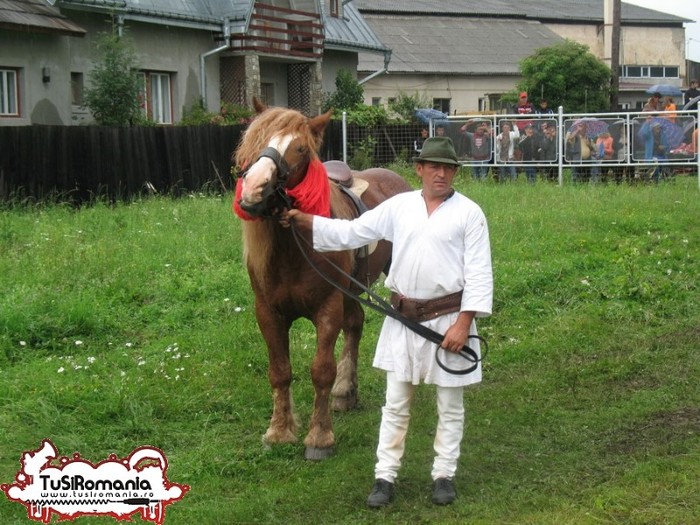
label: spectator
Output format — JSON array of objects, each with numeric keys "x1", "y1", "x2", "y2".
[
  {"x1": 663, "y1": 96, "x2": 677, "y2": 123},
  {"x1": 515, "y1": 92, "x2": 535, "y2": 131},
  {"x1": 537, "y1": 123, "x2": 558, "y2": 182},
  {"x1": 459, "y1": 120, "x2": 492, "y2": 180},
  {"x1": 518, "y1": 123, "x2": 539, "y2": 183},
  {"x1": 495, "y1": 121, "x2": 519, "y2": 182},
  {"x1": 435, "y1": 124, "x2": 446, "y2": 137},
  {"x1": 642, "y1": 93, "x2": 661, "y2": 112},
  {"x1": 565, "y1": 123, "x2": 595, "y2": 182},
  {"x1": 684, "y1": 79, "x2": 699, "y2": 110},
  {"x1": 535, "y1": 98, "x2": 554, "y2": 115},
  {"x1": 414, "y1": 127, "x2": 429, "y2": 153}
]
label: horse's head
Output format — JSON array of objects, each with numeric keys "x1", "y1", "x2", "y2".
[{"x1": 236, "y1": 99, "x2": 332, "y2": 217}]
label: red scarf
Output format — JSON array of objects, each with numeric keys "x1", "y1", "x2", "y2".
[{"x1": 233, "y1": 159, "x2": 331, "y2": 221}]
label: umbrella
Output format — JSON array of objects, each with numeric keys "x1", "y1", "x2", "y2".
[
  {"x1": 645, "y1": 84, "x2": 682, "y2": 97},
  {"x1": 415, "y1": 108, "x2": 449, "y2": 125},
  {"x1": 683, "y1": 95, "x2": 700, "y2": 110},
  {"x1": 637, "y1": 117, "x2": 685, "y2": 149},
  {"x1": 570, "y1": 118, "x2": 609, "y2": 139}
]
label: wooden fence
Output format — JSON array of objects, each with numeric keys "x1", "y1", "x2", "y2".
[
  {"x1": 0, "y1": 125, "x2": 245, "y2": 203},
  {"x1": 0, "y1": 121, "x2": 423, "y2": 203}
]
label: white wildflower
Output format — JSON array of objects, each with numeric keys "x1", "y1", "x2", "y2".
[
  {"x1": 234, "y1": 307, "x2": 242, "y2": 313},
  {"x1": 581, "y1": 279, "x2": 590, "y2": 286},
  {"x1": 57, "y1": 367, "x2": 65, "y2": 373},
  {"x1": 75, "y1": 340, "x2": 83, "y2": 346}
]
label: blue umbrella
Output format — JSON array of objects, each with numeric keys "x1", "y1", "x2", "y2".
[
  {"x1": 645, "y1": 84, "x2": 682, "y2": 97},
  {"x1": 415, "y1": 108, "x2": 448, "y2": 125},
  {"x1": 636, "y1": 117, "x2": 685, "y2": 149}
]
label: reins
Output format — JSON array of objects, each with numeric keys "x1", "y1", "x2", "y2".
[{"x1": 286, "y1": 211, "x2": 488, "y2": 376}]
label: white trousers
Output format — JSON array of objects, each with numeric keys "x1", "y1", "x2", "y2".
[{"x1": 374, "y1": 372, "x2": 465, "y2": 483}]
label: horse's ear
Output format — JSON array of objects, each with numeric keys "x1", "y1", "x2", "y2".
[
  {"x1": 252, "y1": 97, "x2": 267, "y2": 114},
  {"x1": 308, "y1": 109, "x2": 333, "y2": 137}
]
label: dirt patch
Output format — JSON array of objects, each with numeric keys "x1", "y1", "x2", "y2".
[{"x1": 603, "y1": 407, "x2": 700, "y2": 456}]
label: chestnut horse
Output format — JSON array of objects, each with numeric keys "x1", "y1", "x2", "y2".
[{"x1": 233, "y1": 100, "x2": 411, "y2": 460}]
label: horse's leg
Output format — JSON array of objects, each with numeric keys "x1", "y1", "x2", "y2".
[
  {"x1": 256, "y1": 302, "x2": 299, "y2": 446},
  {"x1": 332, "y1": 297, "x2": 363, "y2": 411},
  {"x1": 305, "y1": 300, "x2": 343, "y2": 460}
]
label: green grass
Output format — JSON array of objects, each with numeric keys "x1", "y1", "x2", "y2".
[{"x1": 0, "y1": 175, "x2": 698, "y2": 524}]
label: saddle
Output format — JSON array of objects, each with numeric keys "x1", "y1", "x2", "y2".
[{"x1": 323, "y1": 160, "x2": 376, "y2": 257}]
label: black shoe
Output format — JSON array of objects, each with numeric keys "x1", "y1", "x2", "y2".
[
  {"x1": 432, "y1": 477, "x2": 456, "y2": 505},
  {"x1": 366, "y1": 478, "x2": 394, "y2": 508}
]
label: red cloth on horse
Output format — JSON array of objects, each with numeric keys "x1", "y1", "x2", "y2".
[{"x1": 233, "y1": 159, "x2": 331, "y2": 221}]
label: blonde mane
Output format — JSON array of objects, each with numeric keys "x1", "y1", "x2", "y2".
[{"x1": 234, "y1": 107, "x2": 323, "y2": 169}]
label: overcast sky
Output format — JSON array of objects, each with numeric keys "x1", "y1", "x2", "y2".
[{"x1": 624, "y1": 0, "x2": 700, "y2": 65}]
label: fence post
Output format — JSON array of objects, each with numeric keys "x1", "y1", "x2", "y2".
[
  {"x1": 557, "y1": 106, "x2": 564, "y2": 186},
  {"x1": 342, "y1": 111, "x2": 347, "y2": 164}
]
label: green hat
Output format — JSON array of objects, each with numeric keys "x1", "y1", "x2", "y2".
[{"x1": 412, "y1": 137, "x2": 460, "y2": 166}]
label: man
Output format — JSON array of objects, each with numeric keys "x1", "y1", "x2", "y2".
[
  {"x1": 282, "y1": 137, "x2": 493, "y2": 508},
  {"x1": 459, "y1": 120, "x2": 492, "y2": 180},
  {"x1": 684, "y1": 79, "x2": 699, "y2": 110}
]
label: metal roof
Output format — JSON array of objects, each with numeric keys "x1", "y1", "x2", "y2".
[
  {"x1": 53, "y1": 1, "x2": 388, "y2": 53},
  {"x1": 322, "y1": 1, "x2": 388, "y2": 54},
  {"x1": 353, "y1": 0, "x2": 691, "y2": 25},
  {"x1": 358, "y1": 16, "x2": 564, "y2": 75},
  {"x1": 0, "y1": 0, "x2": 86, "y2": 36}
]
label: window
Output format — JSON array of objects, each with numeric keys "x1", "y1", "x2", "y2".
[
  {"x1": 433, "y1": 98, "x2": 450, "y2": 114},
  {"x1": 1, "y1": 68, "x2": 19, "y2": 116},
  {"x1": 140, "y1": 71, "x2": 173, "y2": 124},
  {"x1": 330, "y1": 0, "x2": 340, "y2": 17},
  {"x1": 622, "y1": 65, "x2": 679, "y2": 79},
  {"x1": 371, "y1": 97, "x2": 381, "y2": 106},
  {"x1": 71, "y1": 72, "x2": 84, "y2": 106}
]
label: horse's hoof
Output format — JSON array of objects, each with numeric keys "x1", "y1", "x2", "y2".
[
  {"x1": 332, "y1": 394, "x2": 358, "y2": 412},
  {"x1": 304, "y1": 446, "x2": 335, "y2": 461}
]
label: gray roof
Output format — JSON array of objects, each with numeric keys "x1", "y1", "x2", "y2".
[
  {"x1": 55, "y1": 0, "x2": 388, "y2": 53},
  {"x1": 1, "y1": 0, "x2": 86, "y2": 36},
  {"x1": 356, "y1": 0, "x2": 691, "y2": 75},
  {"x1": 322, "y1": 2, "x2": 388, "y2": 54},
  {"x1": 353, "y1": 0, "x2": 691, "y2": 25},
  {"x1": 358, "y1": 16, "x2": 563, "y2": 75}
]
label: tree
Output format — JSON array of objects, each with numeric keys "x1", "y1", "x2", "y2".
[
  {"x1": 516, "y1": 40, "x2": 612, "y2": 113},
  {"x1": 322, "y1": 69, "x2": 364, "y2": 114},
  {"x1": 83, "y1": 32, "x2": 143, "y2": 126}
]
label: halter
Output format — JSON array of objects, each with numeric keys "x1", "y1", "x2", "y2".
[{"x1": 238, "y1": 147, "x2": 295, "y2": 218}]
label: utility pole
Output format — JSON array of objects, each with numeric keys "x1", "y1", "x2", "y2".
[{"x1": 610, "y1": 0, "x2": 621, "y2": 110}]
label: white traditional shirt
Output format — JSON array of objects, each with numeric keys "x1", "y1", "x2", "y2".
[{"x1": 313, "y1": 189, "x2": 493, "y2": 387}]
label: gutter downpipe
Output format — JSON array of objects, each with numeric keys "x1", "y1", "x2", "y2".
[
  {"x1": 200, "y1": 20, "x2": 231, "y2": 110},
  {"x1": 358, "y1": 49, "x2": 391, "y2": 86}
]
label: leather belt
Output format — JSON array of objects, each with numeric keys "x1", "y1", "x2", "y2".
[{"x1": 390, "y1": 291, "x2": 463, "y2": 323}]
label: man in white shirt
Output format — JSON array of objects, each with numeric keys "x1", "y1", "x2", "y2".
[{"x1": 282, "y1": 137, "x2": 493, "y2": 507}]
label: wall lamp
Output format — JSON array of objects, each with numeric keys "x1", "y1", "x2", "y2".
[{"x1": 42, "y1": 67, "x2": 51, "y2": 83}]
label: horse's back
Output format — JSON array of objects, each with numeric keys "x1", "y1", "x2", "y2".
[{"x1": 353, "y1": 168, "x2": 412, "y2": 208}]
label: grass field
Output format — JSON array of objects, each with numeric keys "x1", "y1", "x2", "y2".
[{"x1": 1, "y1": 172, "x2": 698, "y2": 524}]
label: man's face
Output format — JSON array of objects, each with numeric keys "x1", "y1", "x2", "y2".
[
  {"x1": 436, "y1": 126, "x2": 445, "y2": 136},
  {"x1": 416, "y1": 161, "x2": 458, "y2": 200}
]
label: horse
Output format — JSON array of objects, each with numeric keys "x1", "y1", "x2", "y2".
[{"x1": 233, "y1": 99, "x2": 412, "y2": 460}]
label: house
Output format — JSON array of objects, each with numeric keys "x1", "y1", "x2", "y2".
[
  {"x1": 354, "y1": 0, "x2": 692, "y2": 113},
  {"x1": 0, "y1": 0, "x2": 389, "y2": 126}
]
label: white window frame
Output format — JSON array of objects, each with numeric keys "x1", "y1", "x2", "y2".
[
  {"x1": 621, "y1": 65, "x2": 679, "y2": 79},
  {"x1": 1, "y1": 68, "x2": 19, "y2": 116},
  {"x1": 140, "y1": 71, "x2": 173, "y2": 124}
]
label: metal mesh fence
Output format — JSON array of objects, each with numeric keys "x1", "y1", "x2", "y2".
[
  {"x1": 339, "y1": 109, "x2": 699, "y2": 184},
  {"x1": 220, "y1": 56, "x2": 247, "y2": 106}
]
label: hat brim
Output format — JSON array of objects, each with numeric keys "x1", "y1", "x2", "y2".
[{"x1": 412, "y1": 156, "x2": 461, "y2": 166}]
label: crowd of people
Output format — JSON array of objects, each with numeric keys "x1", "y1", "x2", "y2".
[{"x1": 414, "y1": 83, "x2": 698, "y2": 183}]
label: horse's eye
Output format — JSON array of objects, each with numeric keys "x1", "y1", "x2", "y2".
[{"x1": 296, "y1": 145, "x2": 307, "y2": 154}]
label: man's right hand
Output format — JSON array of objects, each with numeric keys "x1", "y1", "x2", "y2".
[{"x1": 279, "y1": 209, "x2": 313, "y2": 231}]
